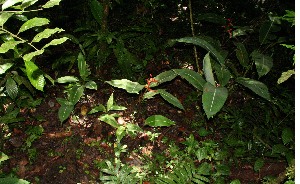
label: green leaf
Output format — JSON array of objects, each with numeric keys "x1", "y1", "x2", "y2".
[
  {"x1": 110, "y1": 105, "x2": 127, "y2": 111},
  {"x1": 254, "y1": 158, "x2": 264, "y2": 172},
  {"x1": 174, "y1": 37, "x2": 225, "y2": 65},
  {"x1": 0, "y1": 63, "x2": 13, "y2": 74},
  {"x1": 145, "y1": 115, "x2": 175, "y2": 127},
  {"x1": 25, "y1": 60, "x2": 45, "y2": 91},
  {"x1": 2, "y1": 0, "x2": 22, "y2": 10},
  {"x1": 56, "y1": 76, "x2": 79, "y2": 83},
  {"x1": 88, "y1": 104, "x2": 106, "y2": 114},
  {"x1": 0, "y1": 40, "x2": 24, "y2": 53},
  {"x1": 198, "y1": 13, "x2": 226, "y2": 24},
  {"x1": 272, "y1": 144, "x2": 288, "y2": 155},
  {"x1": 21, "y1": 0, "x2": 38, "y2": 9},
  {"x1": 126, "y1": 123, "x2": 142, "y2": 134},
  {"x1": 0, "y1": 177, "x2": 30, "y2": 184},
  {"x1": 282, "y1": 128, "x2": 293, "y2": 145},
  {"x1": 213, "y1": 62, "x2": 231, "y2": 86},
  {"x1": 173, "y1": 68, "x2": 206, "y2": 91},
  {"x1": 251, "y1": 50, "x2": 273, "y2": 78},
  {"x1": 158, "y1": 89, "x2": 184, "y2": 110},
  {"x1": 58, "y1": 104, "x2": 74, "y2": 123},
  {"x1": 5, "y1": 76, "x2": 18, "y2": 99},
  {"x1": 277, "y1": 69, "x2": 294, "y2": 84},
  {"x1": 68, "y1": 85, "x2": 84, "y2": 104},
  {"x1": 234, "y1": 42, "x2": 249, "y2": 68},
  {"x1": 196, "y1": 147, "x2": 208, "y2": 161},
  {"x1": 106, "y1": 93, "x2": 114, "y2": 112},
  {"x1": 230, "y1": 180, "x2": 241, "y2": 184},
  {"x1": 198, "y1": 162, "x2": 212, "y2": 175},
  {"x1": 203, "y1": 52, "x2": 215, "y2": 86},
  {"x1": 99, "y1": 114, "x2": 120, "y2": 128},
  {"x1": 85, "y1": 80, "x2": 97, "y2": 90},
  {"x1": 42, "y1": 0, "x2": 62, "y2": 8},
  {"x1": 151, "y1": 70, "x2": 177, "y2": 87},
  {"x1": 116, "y1": 126, "x2": 126, "y2": 142},
  {"x1": 89, "y1": 0, "x2": 103, "y2": 26},
  {"x1": 18, "y1": 18, "x2": 50, "y2": 33},
  {"x1": 42, "y1": 37, "x2": 68, "y2": 49},
  {"x1": 0, "y1": 12, "x2": 13, "y2": 26},
  {"x1": 143, "y1": 90, "x2": 159, "y2": 99},
  {"x1": 31, "y1": 28, "x2": 64, "y2": 43},
  {"x1": 22, "y1": 49, "x2": 44, "y2": 61},
  {"x1": 105, "y1": 79, "x2": 144, "y2": 94},
  {"x1": 0, "y1": 152, "x2": 9, "y2": 163},
  {"x1": 202, "y1": 82, "x2": 228, "y2": 119},
  {"x1": 236, "y1": 77, "x2": 270, "y2": 100},
  {"x1": 259, "y1": 20, "x2": 281, "y2": 45},
  {"x1": 78, "y1": 52, "x2": 90, "y2": 80}
]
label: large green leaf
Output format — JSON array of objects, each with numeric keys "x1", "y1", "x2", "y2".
[
  {"x1": 203, "y1": 52, "x2": 215, "y2": 86},
  {"x1": 105, "y1": 79, "x2": 144, "y2": 94},
  {"x1": 173, "y1": 68, "x2": 205, "y2": 91},
  {"x1": 0, "y1": 12, "x2": 13, "y2": 26},
  {"x1": 0, "y1": 63, "x2": 13, "y2": 74},
  {"x1": 32, "y1": 28, "x2": 64, "y2": 43},
  {"x1": 259, "y1": 20, "x2": 281, "y2": 45},
  {"x1": 213, "y1": 62, "x2": 231, "y2": 86},
  {"x1": 251, "y1": 50, "x2": 273, "y2": 78},
  {"x1": 42, "y1": 0, "x2": 62, "y2": 8},
  {"x1": 202, "y1": 82, "x2": 228, "y2": 119},
  {"x1": 236, "y1": 77, "x2": 270, "y2": 100},
  {"x1": 2, "y1": 0, "x2": 22, "y2": 10},
  {"x1": 68, "y1": 85, "x2": 84, "y2": 104},
  {"x1": 5, "y1": 76, "x2": 18, "y2": 99},
  {"x1": 57, "y1": 98, "x2": 74, "y2": 122},
  {"x1": 89, "y1": 0, "x2": 103, "y2": 26},
  {"x1": 174, "y1": 37, "x2": 225, "y2": 65},
  {"x1": 234, "y1": 42, "x2": 249, "y2": 69},
  {"x1": 22, "y1": 49, "x2": 44, "y2": 61},
  {"x1": 42, "y1": 37, "x2": 68, "y2": 49},
  {"x1": 158, "y1": 89, "x2": 184, "y2": 110},
  {"x1": 18, "y1": 18, "x2": 50, "y2": 33},
  {"x1": 0, "y1": 40, "x2": 24, "y2": 53},
  {"x1": 151, "y1": 70, "x2": 177, "y2": 87},
  {"x1": 25, "y1": 60, "x2": 45, "y2": 91},
  {"x1": 145, "y1": 115, "x2": 175, "y2": 127}
]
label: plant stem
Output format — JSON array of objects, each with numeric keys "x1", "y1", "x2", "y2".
[{"x1": 188, "y1": 0, "x2": 202, "y2": 74}]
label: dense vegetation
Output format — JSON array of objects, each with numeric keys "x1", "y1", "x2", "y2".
[{"x1": 0, "y1": 0, "x2": 295, "y2": 183}]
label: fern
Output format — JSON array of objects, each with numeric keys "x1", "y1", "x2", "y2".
[
  {"x1": 100, "y1": 160, "x2": 140, "y2": 184},
  {"x1": 156, "y1": 161, "x2": 210, "y2": 184}
]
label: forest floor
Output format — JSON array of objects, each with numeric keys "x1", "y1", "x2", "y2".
[{"x1": 2, "y1": 62, "x2": 286, "y2": 184}]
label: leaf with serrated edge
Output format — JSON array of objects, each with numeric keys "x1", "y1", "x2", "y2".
[
  {"x1": 145, "y1": 115, "x2": 175, "y2": 127},
  {"x1": 18, "y1": 18, "x2": 49, "y2": 33},
  {"x1": 158, "y1": 89, "x2": 184, "y2": 110}
]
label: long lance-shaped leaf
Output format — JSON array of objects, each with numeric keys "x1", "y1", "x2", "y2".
[
  {"x1": 158, "y1": 89, "x2": 184, "y2": 110},
  {"x1": 173, "y1": 68, "x2": 206, "y2": 91},
  {"x1": 2, "y1": 0, "x2": 22, "y2": 10},
  {"x1": 174, "y1": 37, "x2": 225, "y2": 65},
  {"x1": 99, "y1": 114, "x2": 120, "y2": 128},
  {"x1": 251, "y1": 50, "x2": 273, "y2": 78},
  {"x1": 5, "y1": 76, "x2": 18, "y2": 99},
  {"x1": 89, "y1": 0, "x2": 104, "y2": 26},
  {"x1": 0, "y1": 63, "x2": 13, "y2": 74},
  {"x1": 0, "y1": 40, "x2": 24, "y2": 53},
  {"x1": 18, "y1": 18, "x2": 50, "y2": 33},
  {"x1": 150, "y1": 70, "x2": 177, "y2": 88},
  {"x1": 202, "y1": 82, "x2": 228, "y2": 119},
  {"x1": 105, "y1": 79, "x2": 144, "y2": 94},
  {"x1": 236, "y1": 77, "x2": 271, "y2": 100},
  {"x1": 25, "y1": 60, "x2": 45, "y2": 91},
  {"x1": 68, "y1": 85, "x2": 84, "y2": 105},
  {"x1": 42, "y1": 37, "x2": 68, "y2": 49},
  {"x1": 213, "y1": 62, "x2": 231, "y2": 86},
  {"x1": 145, "y1": 115, "x2": 175, "y2": 127},
  {"x1": 277, "y1": 70, "x2": 294, "y2": 84},
  {"x1": 32, "y1": 28, "x2": 64, "y2": 43},
  {"x1": 23, "y1": 49, "x2": 44, "y2": 61},
  {"x1": 234, "y1": 42, "x2": 249, "y2": 69},
  {"x1": 203, "y1": 52, "x2": 215, "y2": 86}
]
